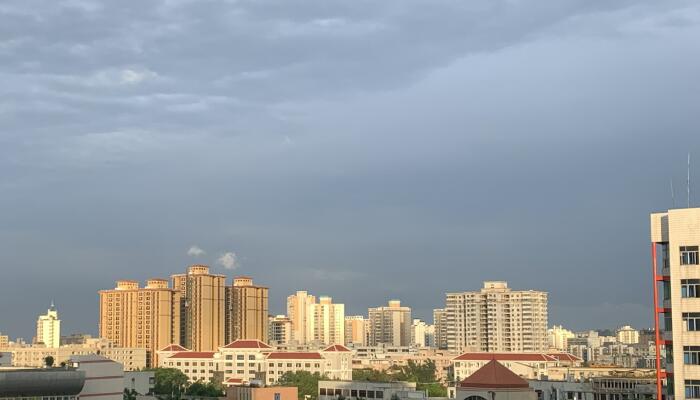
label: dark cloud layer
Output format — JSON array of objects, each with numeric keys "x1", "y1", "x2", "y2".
[{"x1": 1, "y1": 0, "x2": 700, "y2": 339}]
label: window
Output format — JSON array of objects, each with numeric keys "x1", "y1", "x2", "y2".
[
  {"x1": 686, "y1": 347, "x2": 700, "y2": 365},
  {"x1": 368, "y1": 391, "x2": 375, "y2": 398},
  {"x1": 320, "y1": 389, "x2": 327, "y2": 395},
  {"x1": 687, "y1": 380, "x2": 700, "y2": 398},
  {"x1": 249, "y1": 355, "x2": 256, "y2": 360},
  {"x1": 683, "y1": 280, "x2": 700, "y2": 298},
  {"x1": 682, "y1": 246, "x2": 700, "y2": 265},
  {"x1": 237, "y1": 355, "x2": 245, "y2": 360},
  {"x1": 684, "y1": 313, "x2": 700, "y2": 331},
  {"x1": 359, "y1": 390, "x2": 367, "y2": 398},
  {"x1": 351, "y1": 390, "x2": 358, "y2": 397},
  {"x1": 376, "y1": 391, "x2": 383, "y2": 399}
]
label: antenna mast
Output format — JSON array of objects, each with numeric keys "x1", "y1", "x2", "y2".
[
  {"x1": 688, "y1": 153, "x2": 691, "y2": 208},
  {"x1": 671, "y1": 179, "x2": 676, "y2": 208}
]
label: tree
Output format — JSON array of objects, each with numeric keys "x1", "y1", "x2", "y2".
[
  {"x1": 151, "y1": 368, "x2": 189, "y2": 399},
  {"x1": 186, "y1": 381, "x2": 224, "y2": 397},
  {"x1": 352, "y1": 369, "x2": 393, "y2": 382},
  {"x1": 124, "y1": 389, "x2": 137, "y2": 400},
  {"x1": 276, "y1": 371, "x2": 327, "y2": 400},
  {"x1": 44, "y1": 356, "x2": 55, "y2": 367}
]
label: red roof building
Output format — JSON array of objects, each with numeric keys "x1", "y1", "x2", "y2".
[
  {"x1": 266, "y1": 352, "x2": 324, "y2": 360},
  {"x1": 221, "y1": 339, "x2": 272, "y2": 349},
  {"x1": 322, "y1": 344, "x2": 351, "y2": 352},
  {"x1": 459, "y1": 360, "x2": 530, "y2": 389}
]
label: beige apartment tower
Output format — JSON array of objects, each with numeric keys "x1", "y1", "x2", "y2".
[
  {"x1": 225, "y1": 276, "x2": 269, "y2": 344},
  {"x1": 172, "y1": 265, "x2": 226, "y2": 351},
  {"x1": 268, "y1": 315, "x2": 293, "y2": 345},
  {"x1": 368, "y1": 300, "x2": 412, "y2": 346},
  {"x1": 98, "y1": 278, "x2": 179, "y2": 366},
  {"x1": 287, "y1": 291, "x2": 317, "y2": 344},
  {"x1": 307, "y1": 296, "x2": 345, "y2": 345},
  {"x1": 445, "y1": 281, "x2": 548, "y2": 353},
  {"x1": 345, "y1": 316, "x2": 368, "y2": 346},
  {"x1": 650, "y1": 207, "x2": 700, "y2": 400}
]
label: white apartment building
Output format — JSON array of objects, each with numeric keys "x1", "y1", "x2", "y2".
[
  {"x1": 445, "y1": 281, "x2": 548, "y2": 353},
  {"x1": 549, "y1": 325, "x2": 576, "y2": 351},
  {"x1": 368, "y1": 300, "x2": 412, "y2": 347},
  {"x1": 616, "y1": 326, "x2": 640, "y2": 345},
  {"x1": 307, "y1": 297, "x2": 345, "y2": 346},
  {"x1": 650, "y1": 207, "x2": 700, "y2": 400},
  {"x1": 269, "y1": 315, "x2": 293, "y2": 345},
  {"x1": 411, "y1": 319, "x2": 434, "y2": 348},
  {"x1": 36, "y1": 303, "x2": 60, "y2": 348}
]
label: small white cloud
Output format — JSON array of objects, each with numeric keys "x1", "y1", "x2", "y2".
[
  {"x1": 217, "y1": 252, "x2": 238, "y2": 269},
  {"x1": 120, "y1": 68, "x2": 158, "y2": 85},
  {"x1": 187, "y1": 245, "x2": 205, "y2": 257}
]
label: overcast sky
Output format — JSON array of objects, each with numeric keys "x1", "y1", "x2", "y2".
[{"x1": 2, "y1": 0, "x2": 700, "y2": 340}]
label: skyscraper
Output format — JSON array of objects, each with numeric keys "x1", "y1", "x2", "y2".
[
  {"x1": 225, "y1": 276, "x2": 269, "y2": 343},
  {"x1": 368, "y1": 300, "x2": 412, "y2": 346},
  {"x1": 172, "y1": 265, "x2": 226, "y2": 351},
  {"x1": 98, "y1": 279, "x2": 179, "y2": 366},
  {"x1": 307, "y1": 296, "x2": 345, "y2": 345},
  {"x1": 36, "y1": 303, "x2": 60, "y2": 348},
  {"x1": 287, "y1": 291, "x2": 316, "y2": 344},
  {"x1": 445, "y1": 281, "x2": 548, "y2": 353},
  {"x1": 650, "y1": 207, "x2": 700, "y2": 400}
]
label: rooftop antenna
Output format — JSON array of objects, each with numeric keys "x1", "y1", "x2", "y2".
[
  {"x1": 671, "y1": 179, "x2": 676, "y2": 208},
  {"x1": 688, "y1": 153, "x2": 691, "y2": 208}
]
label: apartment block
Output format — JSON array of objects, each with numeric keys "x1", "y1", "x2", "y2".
[
  {"x1": 445, "y1": 281, "x2": 548, "y2": 353},
  {"x1": 433, "y1": 308, "x2": 448, "y2": 350},
  {"x1": 172, "y1": 265, "x2": 226, "y2": 351},
  {"x1": 368, "y1": 300, "x2": 412, "y2": 347},
  {"x1": 225, "y1": 277, "x2": 269, "y2": 344},
  {"x1": 36, "y1": 303, "x2": 60, "y2": 348},
  {"x1": 269, "y1": 315, "x2": 293, "y2": 345},
  {"x1": 99, "y1": 278, "x2": 179, "y2": 366},
  {"x1": 287, "y1": 291, "x2": 316, "y2": 344},
  {"x1": 345, "y1": 316, "x2": 368, "y2": 347},
  {"x1": 651, "y1": 207, "x2": 700, "y2": 400},
  {"x1": 307, "y1": 296, "x2": 345, "y2": 346}
]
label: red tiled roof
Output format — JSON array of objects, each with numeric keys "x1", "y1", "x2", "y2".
[
  {"x1": 169, "y1": 352, "x2": 216, "y2": 359},
  {"x1": 323, "y1": 344, "x2": 351, "y2": 352},
  {"x1": 266, "y1": 352, "x2": 323, "y2": 360},
  {"x1": 454, "y1": 352, "x2": 556, "y2": 362},
  {"x1": 547, "y1": 353, "x2": 582, "y2": 362},
  {"x1": 159, "y1": 344, "x2": 188, "y2": 352},
  {"x1": 222, "y1": 339, "x2": 272, "y2": 349},
  {"x1": 225, "y1": 378, "x2": 244, "y2": 385},
  {"x1": 459, "y1": 360, "x2": 530, "y2": 389}
]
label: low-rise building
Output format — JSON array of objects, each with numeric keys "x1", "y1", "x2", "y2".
[
  {"x1": 124, "y1": 371, "x2": 156, "y2": 395},
  {"x1": 318, "y1": 380, "x2": 427, "y2": 400},
  {"x1": 70, "y1": 354, "x2": 123, "y2": 400},
  {"x1": 159, "y1": 340, "x2": 352, "y2": 385},
  {"x1": 454, "y1": 360, "x2": 537, "y2": 400},
  {"x1": 4, "y1": 338, "x2": 146, "y2": 370},
  {"x1": 226, "y1": 385, "x2": 298, "y2": 400},
  {"x1": 452, "y1": 353, "x2": 581, "y2": 382},
  {"x1": 0, "y1": 368, "x2": 86, "y2": 400}
]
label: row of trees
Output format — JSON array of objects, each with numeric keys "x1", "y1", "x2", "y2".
[
  {"x1": 353, "y1": 360, "x2": 447, "y2": 397},
  {"x1": 149, "y1": 368, "x2": 224, "y2": 399}
]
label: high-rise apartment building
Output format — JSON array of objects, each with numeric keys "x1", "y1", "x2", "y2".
[
  {"x1": 433, "y1": 308, "x2": 448, "y2": 349},
  {"x1": 616, "y1": 325, "x2": 640, "y2": 345},
  {"x1": 225, "y1": 277, "x2": 269, "y2": 344},
  {"x1": 269, "y1": 315, "x2": 292, "y2": 345},
  {"x1": 411, "y1": 319, "x2": 433, "y2": 347},
  {"x1": 98, "y1": 279, "x2": 179, "y2": 366},
  {"x1": 650, "y1": 207, "x2": 700, "y2": 400},
  {"x1": 0, "y1": 332, "x2": 8, "y2": 348},
  {"x1": 368, "y1": 300, "x2": 412, "y2": 346},
  {"x1": 171, "y1": 265, "x2": 226, "y2": 351},
  {"x1": 345, "y1": 316, "x2": 368, "y2": 346},
  {"x1": 287, "y1": 291, "x2": 317, "y2": 344},
  {"x1": 36, "y1": 303, "x2": 60, "y2": 348},
  {"x1": 445, "y1": 281, "x2": 548, "y2": 353},
  {"x1": 307, "y1": 296, "x2": 345, "y2": 345},
  {"x1": 548, "y1": 325, "x2": 575, "y2": 351}
]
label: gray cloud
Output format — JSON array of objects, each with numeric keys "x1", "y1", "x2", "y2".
[{"x1": 0, "y1": 0, "x2": 699, "y2": 339}]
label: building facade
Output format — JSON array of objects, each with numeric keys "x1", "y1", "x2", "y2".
[
  {"x1": 617, "y1": 325, "x2": 640, "y2": 345},
  {"x1": 650, "y1": 207, "x2": 700, "y2": 400},
  {"x1": 345, "y1": 316, "x2": 368, "y2": 347},
  {"x1": 98, "y1": 278, "x2": 179, "y2": 366},
  {"x1": 36, "y1": 303, "x2": 60, "y2": 348},
  {"x1": 445, "y1": 281, "x2": 548, "y2": 353},
  {"x1": 287, "y1": 291, "x2": 316, "y2": 344},
  {"x1": 433, "y1": 308, "x2": 448, "y2": 350},
  {"x1": 226, "y1": 277, "x2": 269, "y2": 344},
  {"x1": 549, "y1": 325, "x2": 576, "y2": 351},
  {"x1": 172, "y1": 265, "x2": 226, "y2": 352},
  {"x1": 307, "y1": 296, "x2": 345, "y2": 346},
  {"x1": 368, "y1": 300, "x2": 412, "y2": 347},
  {"x1": 269, "y1": 315, "x2": 293, "y2": 345}
]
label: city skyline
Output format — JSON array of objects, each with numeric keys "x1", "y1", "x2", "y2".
[{"x1": 2, "y1": 0, "x2": 700, "y2": 343}]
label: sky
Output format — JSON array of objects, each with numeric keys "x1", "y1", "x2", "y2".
[{"x1": 1, "y1": 0, "x2": 700, "y2": 340}]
